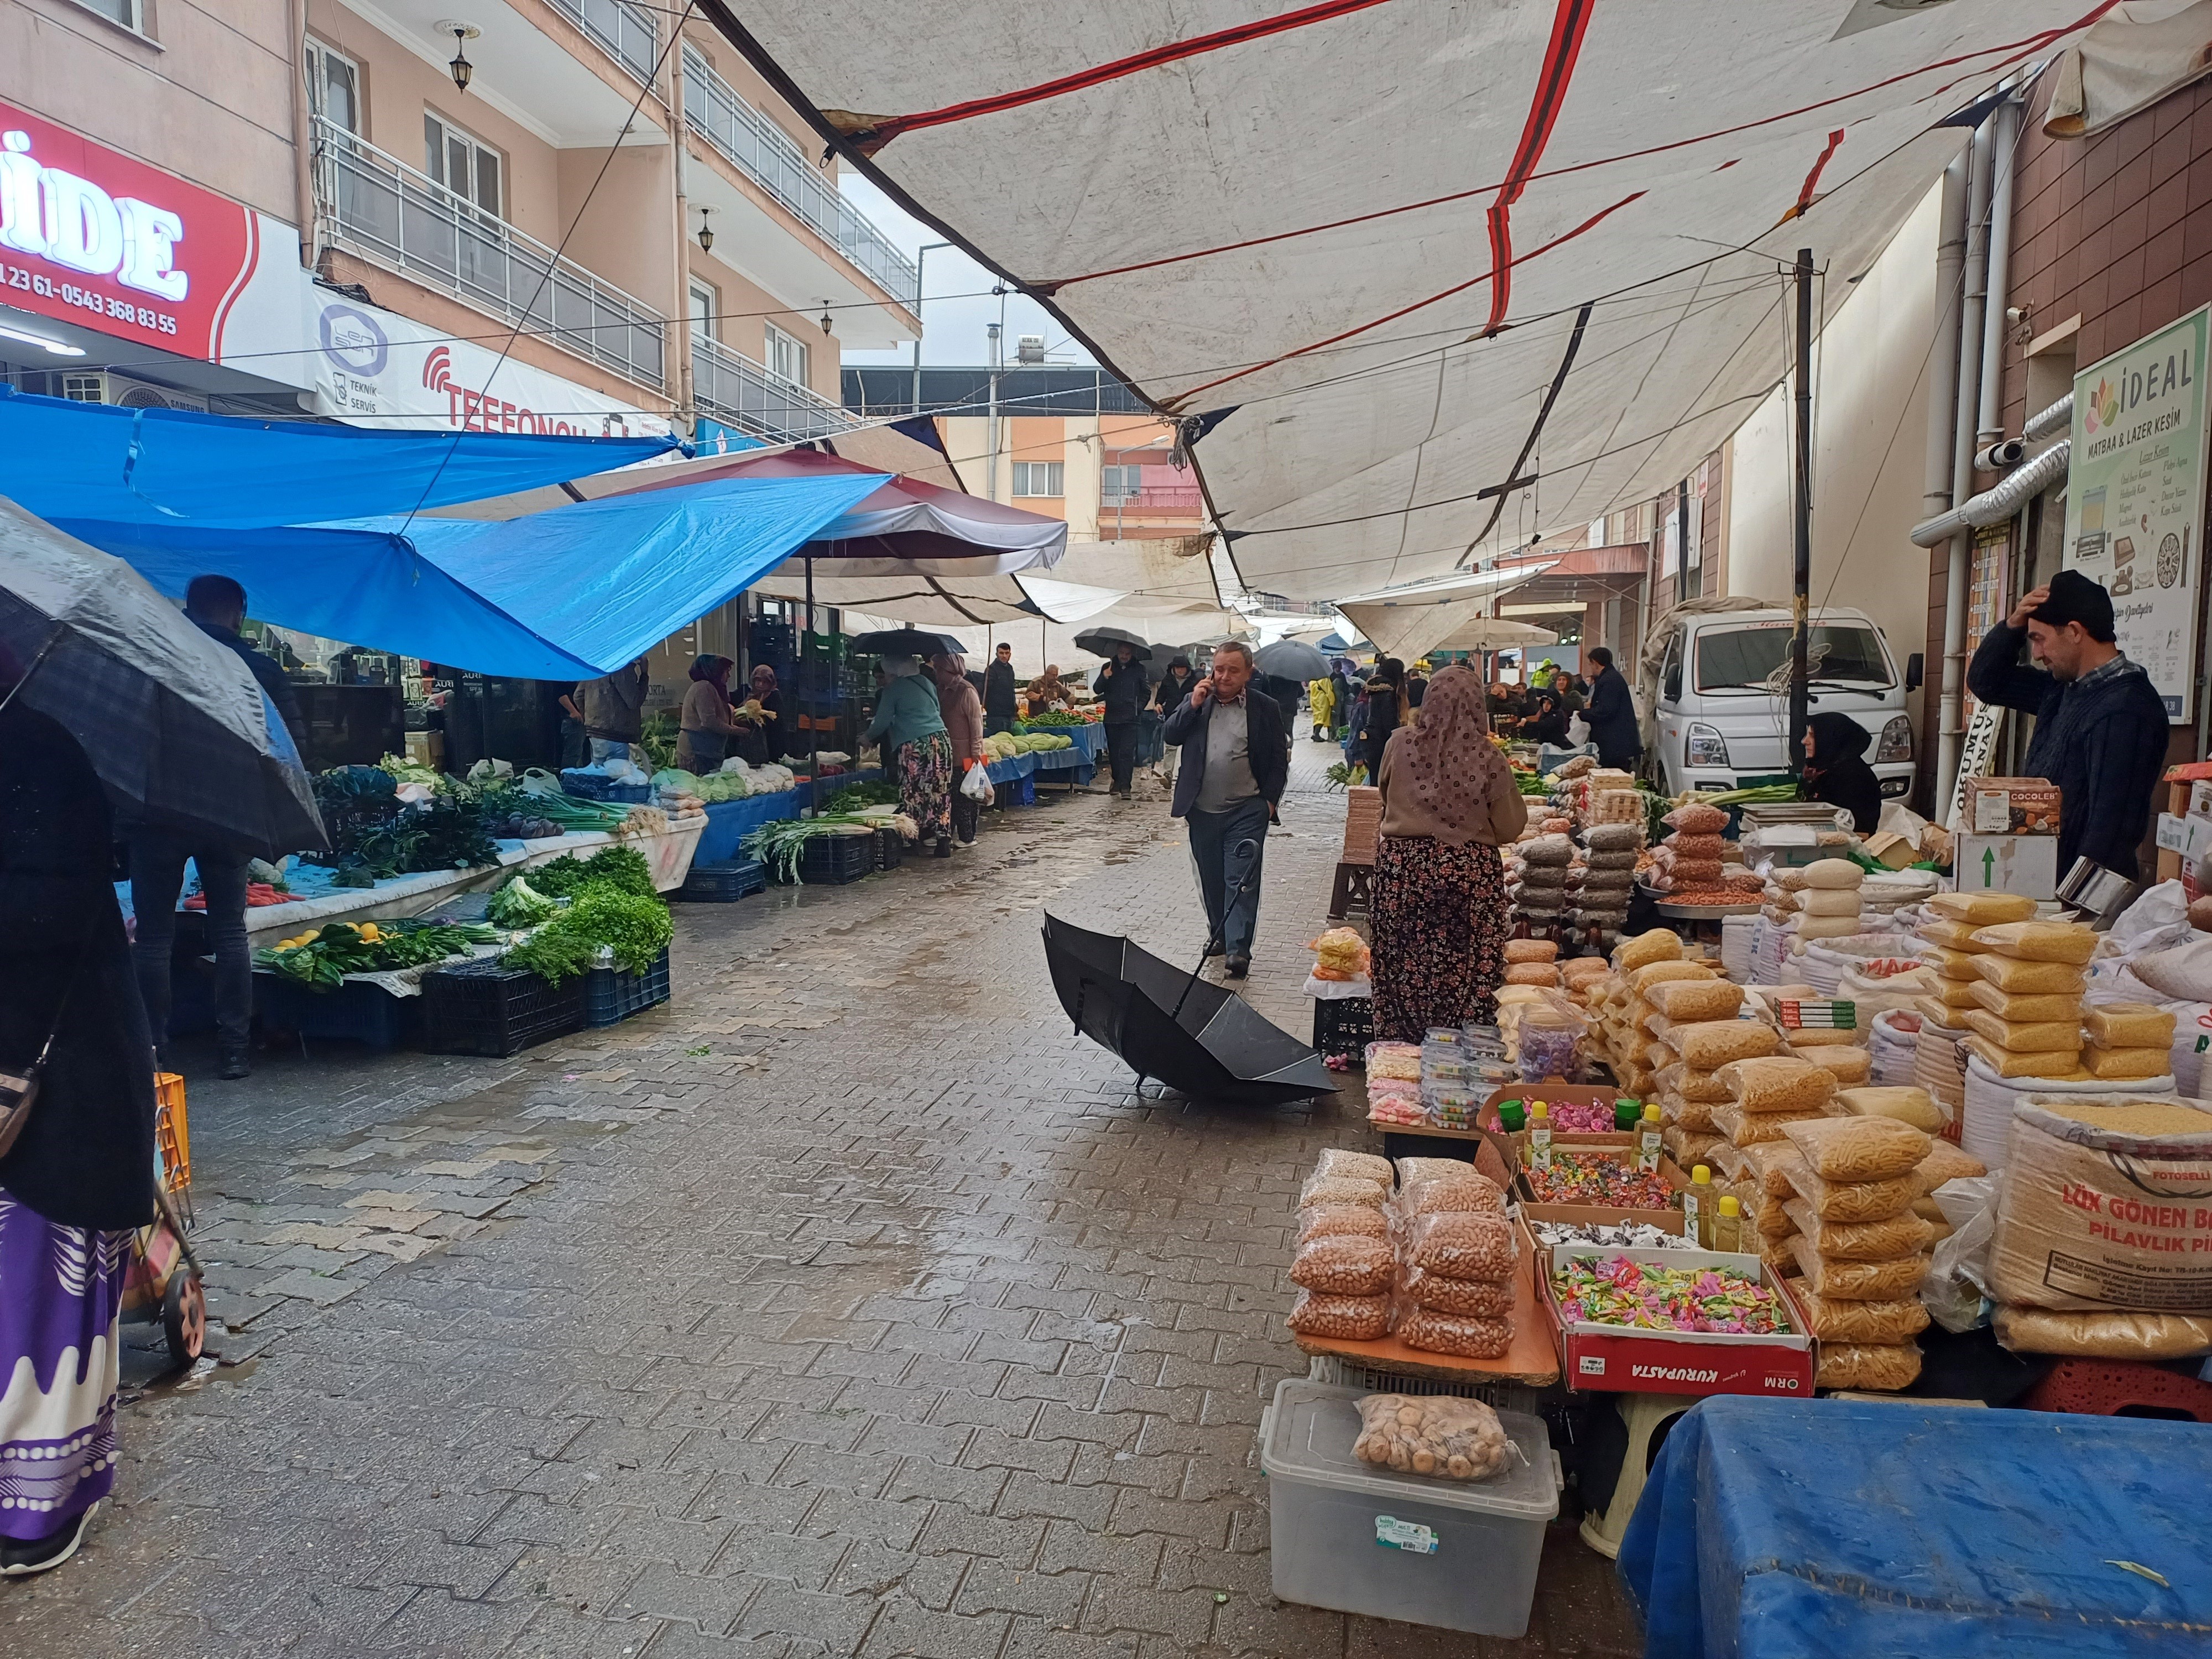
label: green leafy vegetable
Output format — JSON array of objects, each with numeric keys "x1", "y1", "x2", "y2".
[
  {"x1": 487, "y1": 875, "x2": 559, "y2": 928},
  {"x1": 502, "y1": 888, "x2": 672, "y2": 983},
  {"x1": 525, "y1": 844, "x2": 655, "y2": 901}
]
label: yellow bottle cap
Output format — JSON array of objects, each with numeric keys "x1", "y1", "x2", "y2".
[
  {"x1": 1530, "y1": 1101, "x2": 1549, "y2": 1118},
  {"x1": 1641, "y1": 1103, "x2": 1661, "y2": 1121},
  {"x1": 1691, "y1": 1165, "x2": 1712, "y2": 1185},
  {"x1": 1718, "y1": 1195, "x2": 1741, "y2": 1216}
]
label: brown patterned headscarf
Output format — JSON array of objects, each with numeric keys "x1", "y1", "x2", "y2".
[{"x1": 1383, "y1": 664, "x2": 1506, "y2": 842}]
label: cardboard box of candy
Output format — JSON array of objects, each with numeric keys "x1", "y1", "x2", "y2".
[{"x1": 1538, "y1": 1244, "x2": 1813, "y2": 1398}]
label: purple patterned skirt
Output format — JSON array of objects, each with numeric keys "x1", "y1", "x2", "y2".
[{"x1": 0, "y1": 1188, "x2": 131, "y2": 1541}]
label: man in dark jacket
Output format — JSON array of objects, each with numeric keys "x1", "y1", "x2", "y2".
[
  {"x1": 1094, "y1": 641, "x2": 1151, "y2": 798},
  {"x1": 577, "y1": 658, "x2": 650, "y2": 763},
  {"x1": 1162, "y1": 643, "x2": 1288, "y2": 979},
  {"x1": 983, "y1": 643, "x2": 1019, "y2": 735},
  {"x1": 1966, "y1": 570, "x2": 2171, "y2": 880},
  {"x1": 1585, "y1": 646, "x2": 1642, "y2": 772},
  {"x1": 129, "y1": 575, "x2": 302, "y2": 1080}
]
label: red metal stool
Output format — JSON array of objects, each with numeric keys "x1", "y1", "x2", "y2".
[{"x1": 2021, "y1": 1358, "x2": 2212, "y2": 1422}]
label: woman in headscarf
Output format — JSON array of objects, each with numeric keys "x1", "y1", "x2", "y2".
[
  {"x1": 1151, "y1": 656, "x2": 1196, "y2": 786},
  {"x1": 1368, "y1": 665, "x2": 1530, "y2": 1041},
  {"x1": 932, "y1": 653, "x2": 987, "y2": 845},
  {"x1": 1524, "y1": 688, "x2": 1571, "y2": 748},
  {"x1": 731, "y1": 663, "x2": 783, "y2": 766},
  {"x1": 1, "y1": 684, "x2": 157, "y2": 1575},
  {"x1": 863, "y1": 655, "x2": 955, "y2": 856},
  {"x1": 1800, "y1": 711, "x2": 1883, "y2": 834},
  {"x1": 1352, "y1": 676, "x2": 1399, "y2": 781},
  {"x1": 676, "y1": 654, "x2": 739, "y2": 773},
  {"x1": 1378, "y1": 656, "x2": 1411, "y2": 724},
  {"x1": 1025, "y1": 664, "x2": 1073, "y2": 712}
]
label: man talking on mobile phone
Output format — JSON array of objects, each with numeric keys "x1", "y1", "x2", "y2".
[{"x1": 1161, "y1": 642, "x2": 1287, "y2": 980}]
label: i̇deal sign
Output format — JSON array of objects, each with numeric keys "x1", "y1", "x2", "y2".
[{"x1": 0, "y1": 101, "x2": 259, "y2": 359}]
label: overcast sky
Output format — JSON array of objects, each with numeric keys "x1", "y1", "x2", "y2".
[{"x1": 839, "y1": 174, "x2": 1098, "y2": 370}]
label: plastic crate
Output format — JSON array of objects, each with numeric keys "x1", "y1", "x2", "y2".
[
  {"x1": 154, "y1": 1072, "x2": 190, "y2": 1192},
  {"x1": 254, "y1": 973, "x2": 421, "y2": 1052},
  {"x1": 876, "y1": 826, "x2": 904, "y2": 871},
  {"x1": 797, "y1": 832, "x2": 875, "y2": 885},
  {"x1": 559, "y1": 768, "x2": 651, "y2": 804},
  {"x1": 673, "y1": 860, "x2": 768, "y2": 902},
  {"x1": 584, "y1": 946, "x2": 672, "y2": 1027},
  {"x1": 1311, "y1": 996, "x2": 1375, "y2": 1062},
  {"x1": 420, "y1": 958, "x2": 586, "y2": 1056},
  {"x1": 992, "y1": 773, "x2": 1035, "y2": 808}
]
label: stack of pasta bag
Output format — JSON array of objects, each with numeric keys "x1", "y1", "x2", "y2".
[{"x1": 1957, "y1": 910, "x2": 2098, "y2": 1083}]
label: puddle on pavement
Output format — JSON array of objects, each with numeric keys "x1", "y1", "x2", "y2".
[{"x1": 119, "y1": 1354, "x2": 258, "y2": 1405}]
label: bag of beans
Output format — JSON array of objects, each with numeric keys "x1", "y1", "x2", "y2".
[
  {"x1": 1665, "y1": 833, "x2": 1728, "y2": 861},
  {"x1": 1405, "y1": 1211, "x2": 1517, "y2": 1280},
  {"x1": 1313, "y1": 1149, "x2": 1395, "y2": 1185},
  {"x1": 1296, "y1": 1205, "x2": 1391, "y2": 1246},
  {"x1": 1286, "y1": 1290, "x2": 1392, "y2": 1339},
  {"x1": 1299, "y1": 1173, "x2": 1389, "y2": 1209},
  {"x1": 1781, "y1": 1114, "x2": 1930, "y2": 1181},
  {"x1": 1400, "y1": 1265, "x2": 1515, "y2": 1318},
  {"x1": 1504, "y1": 937, "x2": 1559, "y2": 964},
  {"x1": 1290, "y1": 1234, "x2": 1396, "y2": 1295},
  {"x1": 1397, "y1": 1308, "x2": 1515, "y2": 1359},
  {"x1": 1400, "y1": 1172, "x2": 1506, "y2": 1218},
  {"x1": 1663, "y1": 802, "x2": 1730, "y2": 835}
]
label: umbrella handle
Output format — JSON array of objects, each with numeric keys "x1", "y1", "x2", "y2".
[{"x1": 0, "y1": 625, "x2": 64, "y2": 718}]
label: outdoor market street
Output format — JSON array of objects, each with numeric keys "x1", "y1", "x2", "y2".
[{"x1": 2, "y1": 745, "x2": 1635, "y2": 1659}]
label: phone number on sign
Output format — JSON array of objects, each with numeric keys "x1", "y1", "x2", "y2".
[{"x1": 3, "y1": 264, "x2": 179, "y2": 335}]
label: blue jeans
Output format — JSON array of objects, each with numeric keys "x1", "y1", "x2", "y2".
[
  {"x1": 131, "y1": 834, "x2": 252, "y2": 1050},
  {"x1": 1185, "y1": 795, "x2": 1270, "y2": 959}
]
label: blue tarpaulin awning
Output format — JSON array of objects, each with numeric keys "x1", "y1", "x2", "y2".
[{"x1": 0, "y1": 385, "x2": 679, "y2": 528}]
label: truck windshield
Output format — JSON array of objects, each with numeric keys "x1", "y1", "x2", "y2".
[{"x1": 1694, "y1": 625, "x2": 1891, "y2": 692}]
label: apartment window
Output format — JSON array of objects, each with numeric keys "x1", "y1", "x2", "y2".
[
  {"x1": 1013, "y1": 461, "x2": 1065, "y2": 498},
  {"x1": 305, "y1": 39, "x2": 362, "y2": 134},
  {"x1": 688, "y1": 280, "x2": 718, "y2": 342},
  {"x1": 424, "y1": 112, "x2": 502, "y2": 217},
  {"x1": 763, "y1": 323, "x2": 810, "y2": 387},
  {"x1": 1100, "y1": 465, "x2": 1138, "y2": 504},
  {"x1": 69, "y1": 0, "x2": 145, "y2": 34}
]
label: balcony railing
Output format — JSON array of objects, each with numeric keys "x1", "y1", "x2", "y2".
[
  {"x1": 690, "y1": 331, "x2": 860, "y2": 444},
  {"x1": 312, "y1": 117, "x2": 666, "y2": 391},
  {"x1": 544, "y1": 0, "x2": 659, "y2": 85},
  {"x1": 682, "y1": 46, "x2": 920, "y2": 308}
]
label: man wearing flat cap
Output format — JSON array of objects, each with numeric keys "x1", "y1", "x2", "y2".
[{"x1": 1966, "y1": 568, "x2": 2171, "y2": 879}]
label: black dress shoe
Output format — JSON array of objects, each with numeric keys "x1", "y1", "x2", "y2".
[
  {"x1": 1225, "y1": 954, "x2": 1250, "y2": 979},
  {"x1": 218, "y1": 1046, "x2": 252, "y2": 1081},
  {"x1": 1203, "y1": 941, "x2": 1226, "y2": 958}
]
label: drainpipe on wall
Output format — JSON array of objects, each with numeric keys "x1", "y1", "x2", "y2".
[
  {"x1": 670, "y1": 46, "x2": 695, "y2": 439},
  {"x1": 288, "y1": 0, "x2": 316, "y2": 266},
  {"x1": 1935, "y1": 113, "x2": 1998, "y2": 820},
  {"x1": 1919, "y1": 149, "x2": 1969, "y2": 806},
  {"x1": 1977, "y1": 99, "x2": 2022, "y2": 448}
]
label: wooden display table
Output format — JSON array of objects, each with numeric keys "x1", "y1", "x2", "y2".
[{"x1": 1292, "y1": 1250, "x2": 1561, "y2": 1390}]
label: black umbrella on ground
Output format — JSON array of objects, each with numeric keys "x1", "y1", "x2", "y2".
[
  {"x1": 0, "y1": 499, "x2": 325, "y2": 859},
  {"x1": 846, "y1": 627, "x2": 966, "y2": 658},
  {"x1": 1041, "y1": 915, "x2": 1338, "y2": 1107},
  {"x1": 1074, "y1": 625, "x2": 1152, "y2": 661}
]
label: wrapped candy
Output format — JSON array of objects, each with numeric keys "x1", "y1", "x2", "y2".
[
  {"x1": 1553, "y1": 1255, "x2": 1790, "y2": 1335},
  {"x1": 1521, "y1": 1151, "x2": 1677, "y2": 1211}
]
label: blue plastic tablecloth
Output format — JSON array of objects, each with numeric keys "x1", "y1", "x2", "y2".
[
  {"x1": 693, "y1": 768, "x2": 883, "y2": 863},
  {"x1": 983, "y1": 754, "x2": 1036, "y2": 784},
  {"x1": 1618, "y1": 1396, "x2": 2212, "y2": 1658}
]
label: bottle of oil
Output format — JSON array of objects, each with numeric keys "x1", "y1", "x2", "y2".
[
  {"x1": 1635, "y1": 1102, "x2": 1663, "y2": 1173},
  {"x1": 1528, "y1": 1100, "x2": 1553, "y2": 1173},
  {"x1": 1712, "y1": 1193, "x2": 1743, "y2": 1255},
  {"x1": 1683, "y1": 1165, "x2": 1712, "y2": 1248}
]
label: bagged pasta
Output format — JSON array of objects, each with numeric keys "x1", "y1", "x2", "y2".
[
  {"x1": 1352, "y1": 1394, "x2": 1518, "y2": 1480},
  {"x1": 1960, "y1": 1036, "x2": 2090, "y2": 1080},
  {"x1": 1783, "y1": 1163, "x2": 1922, "y2": 1223},
  {"x1": 1801, "y1": 858, "x2": 1865, "y2": 890},
  {"x1": 1787, "y1": 1237, "x2": 1930, "y2": 1300},
  {"x1": 2080, "y1": 1043, "x2": 2172, "y2": 1081},
  {"x1": 1993, "y1": 1305, "x2": 2212, "y2": 1359},
  {"x1": 1675, "y1": 1020, "x2": 1783, "y2": 1071},
  {"x1": 1971, "y1": 953, "x2": 2087, "y2": 996},
  {"x1": 1961, "y1": 1010, "x2": 2083, "y2": 1054},
  {"x1": 1968, "y1": 920, "x2": 2098, "y2": 965},
  {"x1": 1290, "y1": 1234, "x2": 1396, "y2": 1295},
  {"x1": 1797, "y1": 1046, "x2": 1873, "y2": 1088},
  {"x1": 1780, "y1": 1114, "x2": 1929, "y2": 1181},
  {"x1": 1800, "y1": 888, "x2": 1863, "y2": 919},
  {"x1": 1616, "y1": 929, "x2": 1684, "y2": 972},
  {"x1": 1647, "y1": 979, "x2": 1745, "y2": 1023},
  {"x1": 1735, "y1": 1138, "x2": 1811, "y2": 1198},
  {"x1": 1666, "y1": 1096, "x2": 1719, "y2": 1133},
  {"x1": 1713, "y1": 1102, "x2": 1829, "y2": 1144},
  {"x1": 1398, "y1": 1308, "x2": 1515, "y2": 1359},
  {"x1": 1286, "y1": 1290, "x2": 1392, "y2": 1339},
  {"x1": 1964, "y1": 980, "x2": 2083, "y2": 1024},
  {"x1": 2084, "y1": 1003, "x2": 2177, "y2": 1050},
  {"x1": 1400, "y1": 1265, "x2": 1516, "y2": 1319},
  {"x1": 1790, "y1": 1286, "x2": 1929, "y2": 1343},
  {"x1": 1759, "y1": 1231, "x2": 1800, "y2": 1276},
  {"x1": 1663, "y1": 802, "x2": 1730, "y2": 835},
  {"x1": 1297, "y1": 1206, "x2": 1392, "y2": 1246},
  {"x1": 1917, "y1": 919, "x2": 1991, "y2": 952},
  {"x1": 1783, "y1": 1026, "x2": 1861, "y2": 1048},
  {"x1": 1718, "y1": 1055, "x2": 1837, "y2": 1114},
  {"x1": 1925, "y1": 890, "x2": 2037, "y2": 926},
  {"x1": 1314, "y1": 1149, "x2": 1395, "y2": 1185},
  {"x1": 1912, "y1": 995, "x2": 1971, "y2": 1031},
  {"x1": 1658, "y1": 1061, "x2": 1734, "y2": 1104},
  {"x1": 1663, "y1": 1125, "x2": 1726, "y2": 1170},
  {"x1": 1837, "y1": 1086, "x2": 1944, "y2": 1133},
  {"x1": 1814, "y1": 1342, "x2": 1923, "y2": 1390},
  {"x1": 1505, "y1": 962, "x2": 1563, "y2": 986},
  {"x1": 1917, "y1": 1139, "x2": 1987, "y2": 1188},
  {"x1": 1781, "y1": 1198, "x2": 1937, "y2": 1261},
  {"x1": 1928, "y1": 947, "x2": 1986, "y2": 982},
  {"x1": 1745, "y1": 1184, "x2": 1796, "y2": 1239},
  {"x1": 1300, "y1": 1173, "x2": 1389, "y2": 1209},
  {"x1": 1405, "y1": 1211, "x2": 1517, "y2": 1280}
]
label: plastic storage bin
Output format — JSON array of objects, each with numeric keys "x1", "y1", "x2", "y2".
[
  {"x1": 559, "y1": 768, "x2": 651, "y2": 804},
  {"x1": 583, "y1": 946, "x2": 672, "y2": 1027},
  {"x1": 421, "y1": 958, "x2": 586, "y2": 1056},
  {"x1": 797, "y1": 832, "x2": 874, "y2": 885},
  {"x1": 1259, "y1": 1378, "x2": 1558, "y2": 1636},
  {"x1": 1311, "y1": 997, "x2": 1375, "y2": 1063},
  {"x1": 876, "y1": 826, "x2": 904, "y2": 871},
  {"x1": 254, "y1": 974, "x2": 421, "y2": 1052},
  {"x1": 673, "y1": 860, "x2": 768, "y2": 902}
]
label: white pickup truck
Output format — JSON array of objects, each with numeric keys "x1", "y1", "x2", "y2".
[{"x1": 1648, "y1": 605, "x2": 1922, "y2": 800}]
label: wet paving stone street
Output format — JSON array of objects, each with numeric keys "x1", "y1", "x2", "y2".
[{"x1": 4, "y1": 750, "x2": 1637, "y2": 1658}]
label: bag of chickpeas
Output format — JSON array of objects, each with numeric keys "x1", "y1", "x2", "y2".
[{"x1": 1351, "y1": 1393, "x2": 1521, "y2": 1481}]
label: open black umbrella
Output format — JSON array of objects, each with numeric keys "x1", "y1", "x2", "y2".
[
  {"x1": 1254, "y1": 639, "x2": 1332, "y2": 681},
  {"x1": 847, "y1": 627, "x2": 966, "y2": 658},
  {"x1": 0, "y1": 499, "x2": 325, "y2": 858},
  {"x1": 1041, "y1": 915, "x2": 1338, "y2": 1107},
  {"x1": 1074, "y1": 625, "x2": 1152, "y2": 661}
]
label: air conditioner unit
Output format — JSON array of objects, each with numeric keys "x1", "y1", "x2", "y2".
[{"x1": 58, "y1": 372, "x2": 210, "y2": 413}]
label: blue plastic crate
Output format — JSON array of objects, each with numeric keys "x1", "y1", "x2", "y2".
[
  {"x1": 583, "y1": 946, "x2": 671, "y2": 1026},
  {"x1": 673, "y1": 860, "x2": 768, "y2": 902},
  {"x1": 560, "y1": 768, "x2": 651, "y2": 804},
  {"x1": 992, "y1": 774, "x2": 1036, "y2": 808},
  {"x1": 255, "y1": 973, "x2": 422, "y2": 1052}
]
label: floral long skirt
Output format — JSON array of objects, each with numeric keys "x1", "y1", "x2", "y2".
[
  {"x1": 900, "y1": 731, "x2": 954, "y2": 842},
  {"x1": 0, "y1": 1188, "x2": 132, "y2": 1541},
  {"x1": 1369, "y1": 836, "x2": 1509, "y2": 1044}
]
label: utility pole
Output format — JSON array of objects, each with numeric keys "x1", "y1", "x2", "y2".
[
  {"x1": 986, "y1": 320, "x2": 1002, "y2": 502},
  {"x1": 910, "y1": 241, "x2": 952, "y2": 414},
  {"x1": 1790, "y1": 246, "x2": 1814, "y2": 776}
]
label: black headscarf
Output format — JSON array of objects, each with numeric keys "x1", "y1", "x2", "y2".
[{"x1": 1802, "y1": 711, "x2": 1882, "y2": 834}]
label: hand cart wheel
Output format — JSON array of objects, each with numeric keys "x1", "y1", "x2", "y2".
[{"x1": 162, "y1": 1270, "x2": 206, "y2": 1366}]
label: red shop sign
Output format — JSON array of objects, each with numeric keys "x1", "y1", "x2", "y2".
[{"x1": 0, "y1": 100, "x2": 259, "y2": 361}]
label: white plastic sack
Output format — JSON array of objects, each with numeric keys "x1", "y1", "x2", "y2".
[
  {"x1": 1566, "y1": 713, "x2": 1590, "y2": 747},
  {"x1": 1924, "y1": 1174, "x2": 1998, "y2": 1333},
  {"x1": 2131, "y1": 935, "x2": 2212, "y2": 1002},
  {"x1": 960, "y1": 762, "x2": 991, "y2": 801},
  {"x1": 2108, "y1": 879, "x2": 2190, "y2": 951}
]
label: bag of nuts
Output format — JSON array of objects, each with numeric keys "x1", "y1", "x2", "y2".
[{"x1": 1351, "y1": 1393, "x2": 1520, "y2": 1480}]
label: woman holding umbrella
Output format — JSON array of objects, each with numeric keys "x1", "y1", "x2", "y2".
[{"x1": 863, "y1": 655, "x2": 955, "y2": 857}]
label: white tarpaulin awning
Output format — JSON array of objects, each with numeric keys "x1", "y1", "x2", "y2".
[
  {"x1": 1337, "y1": 562, "x2": 1557, "y2": 661},
  {"x1": 715, "y1": 1, "x2": 2104, "y2": 601}
]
